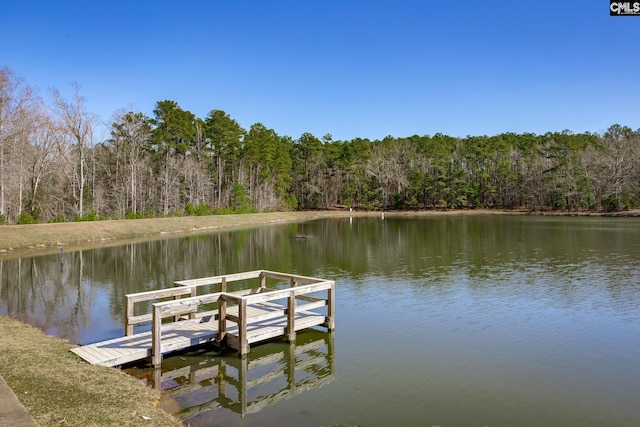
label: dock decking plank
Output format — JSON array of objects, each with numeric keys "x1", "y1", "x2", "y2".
[
  {"x1": 71, "y1": 304, "x2": 327, "y2": 367},
  {"x1": 72, "y1": 272, "x2": 334, "y2": 367}
]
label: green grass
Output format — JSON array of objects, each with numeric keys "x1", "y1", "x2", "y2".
[{"x1": 0, "y1": 316, "x2": 180, "y2": 427}]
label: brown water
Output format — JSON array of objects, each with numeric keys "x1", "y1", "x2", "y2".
[{"x1": 1, "y1": 215, "x2": 639, "y2": 426}]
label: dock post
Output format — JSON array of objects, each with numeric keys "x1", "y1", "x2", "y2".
[
  {"x1": 218, "y1": 295, "x2": 227, "y2": 344},
  {"x1": 152, "y1": 304, "x2": 162, "y2": 367},
  {"x1": 153, "y1": 367, "x2": 162, "y2": 390},
  {"x1": 189, "y1": 286, "x2": 197, "y2": 319},
  {"x1": 172, "y1": 293, "x2": 181, "y2": 322},
  {"x1": 238, "y1": 298, "x2": 249, "y2": 356},
  {"x1": 219, "y1": 277, "x2": 228, "y2": 345},
  {"x1": 325, "y1": 281, "x2": 335, "y2": 331},
  {"x1": 125, "y1": 296, "x2": 134, "y2": 336},
  {"x1": 286, "y1": 289, "x2": 296, "y2": 342}
]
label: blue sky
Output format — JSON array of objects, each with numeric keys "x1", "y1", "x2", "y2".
[{"x1": 2, "y1": 1, "x2": 638, "y2": 141}]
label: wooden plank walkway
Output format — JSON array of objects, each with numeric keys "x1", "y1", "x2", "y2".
[
  {"x1": 71, "y1": 270, "x2": 335, "y2": 367},
  {"x1": 72, "y1": 315, "x2": 218, "y2": 367},
  {"x1": 71, "y1": 304, "x2": 326, "y2": 367}
]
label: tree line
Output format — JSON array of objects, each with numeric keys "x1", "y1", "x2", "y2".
[{"x1": 1, "y1": 66, "x2": 639, "y2": 224}]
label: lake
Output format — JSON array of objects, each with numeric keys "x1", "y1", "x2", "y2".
[{"x1": 1, "y1": 215, "x2": 639, "y2": 426}]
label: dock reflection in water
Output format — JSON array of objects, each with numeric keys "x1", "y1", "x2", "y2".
[{"x1": 133, "y1": 330, "x2": 334, "y2": 422}]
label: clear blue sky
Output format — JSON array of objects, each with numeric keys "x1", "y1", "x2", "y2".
[{"x1": 2, "y1": 1, "x2": 638, "y2": 141}]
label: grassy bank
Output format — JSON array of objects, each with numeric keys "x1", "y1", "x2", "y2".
[{"x1": 0, "y1": 316, "x2": 180, "y2": 427}]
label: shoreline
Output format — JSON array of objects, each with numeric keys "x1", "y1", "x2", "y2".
[
  {"x1": 0, "y1": 209, "x2": 513, "y2": 258},
  {"x1": 2, "y1": 208, "x2": 639, "y2": 258}
]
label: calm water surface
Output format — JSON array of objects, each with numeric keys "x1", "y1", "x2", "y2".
[{"x1": 1, "y1": 215, "x2": 640, "y2": 426}]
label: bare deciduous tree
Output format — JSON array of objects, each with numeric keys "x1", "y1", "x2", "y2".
[
  {"x1": 108, "y1": 110, "x2": 153, "y2": 215},
  {"x1": 586, "y1": 124, "x2": 640, "y2": 210},
  {"x1": 51, "y1": 83, "x2": 96, "y2": 218}
]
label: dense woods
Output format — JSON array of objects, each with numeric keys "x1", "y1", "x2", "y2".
[{"x1": 1, "y1": 67, "x2": 639, "y2": 224}]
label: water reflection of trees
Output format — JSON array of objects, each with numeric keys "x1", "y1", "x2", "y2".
[
  {"x1": 296, "y1": 216, "x2": 640, "y2": 278},
  {"x1": 2, "y1": 217, "x2": 639, "y2": 344},
  {"x1": 296, "y1": 216, "x2": 640, "y2": 316},
  {"x1": 0, "y1": 225, "x2": 313, "y2": 343},
  {"x1": 0, "y1": 252, "x2": 86, "y2": 342}
]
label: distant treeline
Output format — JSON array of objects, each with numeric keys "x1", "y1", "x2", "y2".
[{"x1": 1, "y1": 66, "x2": 639, "y2": 224}]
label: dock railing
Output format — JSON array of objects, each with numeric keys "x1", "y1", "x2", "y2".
[
  {"x1": 124, "y1": 270, "x2": 268, "y2": 336},
  {"x1": 124, "y1": 286, "x2": 197, "y2": 336},
  {"x1": 219, "y1": 279, "x2": 334, "y2": 355},
  {"x1": 151, "y1": 292, "x2": 225, "y2": 366},
  {"x1": 124, "y1": 270, "x2": 335, "y2": 366}
]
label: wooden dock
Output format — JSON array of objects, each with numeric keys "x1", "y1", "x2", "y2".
[{"x1": 71, "y1": 270, "x2": 335, "y2": 367}]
